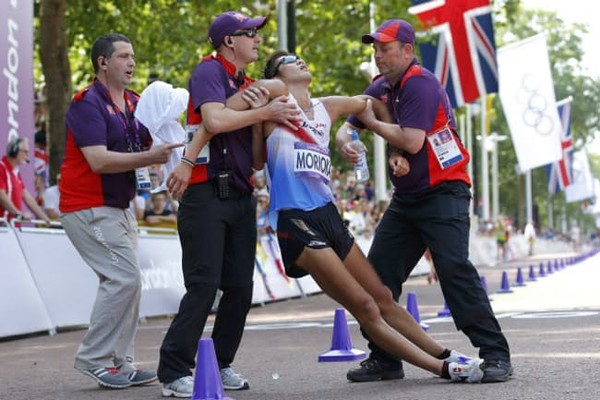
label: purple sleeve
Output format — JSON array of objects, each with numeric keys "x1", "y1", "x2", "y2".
[
  {"x1": 347, "y1": 79, "x2": 386, "y2": 128},
  {"x1": 189, "y1": 61, "x2": 227, "y2": 112},
  {"x1": 399, "y1": 76, "x2": 439, "y2": 132},
  {"x1": 65, "y1": 98, "x2": 107, "y2": 148}
]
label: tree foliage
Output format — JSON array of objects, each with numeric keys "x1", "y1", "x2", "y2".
[{"x1": 36, "y1": 0, "x2": 599, "y2": 235}]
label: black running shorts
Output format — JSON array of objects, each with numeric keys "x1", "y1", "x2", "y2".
[{"x1": 276, "y1": 202, "x2": 354, "y2": 278}]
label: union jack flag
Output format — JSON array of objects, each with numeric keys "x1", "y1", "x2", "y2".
[
  {"x1": 409, "y1": 0, "x2": 498, "y2": 108},
  {"x1": 546, "y1": 98, "x2": 574, "y2": 195}
]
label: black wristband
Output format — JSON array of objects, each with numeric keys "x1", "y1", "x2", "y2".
[{"x1": 180, "y1": 157, "x2": 195, "y2": 167}]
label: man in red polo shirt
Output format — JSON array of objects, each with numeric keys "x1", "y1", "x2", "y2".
[
  {"x1": 0, "y1": 137, "x2": 50, "y2": 224},
  {"x1": 60, "y1": 33, "x2": 180, "y2": 390}
]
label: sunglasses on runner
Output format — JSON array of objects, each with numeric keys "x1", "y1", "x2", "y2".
[
  {"x1": 274, "y1": 55, "x2": 299, "y2": 72},
  {"x1": 230, "y1": 28, "x2": 259, "y2": 38}
]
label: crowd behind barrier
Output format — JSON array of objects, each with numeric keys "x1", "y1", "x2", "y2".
[{"x1": 1, "y1": 213, "x2": 579, "y2": 339}]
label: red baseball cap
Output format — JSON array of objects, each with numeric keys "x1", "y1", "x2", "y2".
[{"x1": 362, "y1": 19, "x2": 415, "y2": 45}]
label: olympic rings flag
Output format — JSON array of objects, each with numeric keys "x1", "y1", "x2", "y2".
[{"x1": 497, "y1": 34, "x2": 562, "y2": 172}]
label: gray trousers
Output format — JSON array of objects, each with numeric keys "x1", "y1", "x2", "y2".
[{"x1": 62, "y1": 206, "x2": 141, "y2": 372}]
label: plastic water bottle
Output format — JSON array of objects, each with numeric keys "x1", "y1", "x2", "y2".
[{"x1": 350, "y1": 129, "x2": 369, "y2": 182}]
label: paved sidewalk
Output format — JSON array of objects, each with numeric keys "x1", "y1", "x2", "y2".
[{"x1": 1, "y1": 251, "x2": 599, "y2": 400}]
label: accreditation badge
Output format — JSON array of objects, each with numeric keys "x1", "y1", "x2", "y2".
[
  {"x1": 427, "y1": 127, "x2": 464, "y2": 169},
  {"x1": 135, "y1": 167, "x2": 152, "y2": 190}
]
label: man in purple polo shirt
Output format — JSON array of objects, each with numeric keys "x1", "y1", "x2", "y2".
[
  {"x1": 60, "y1": 33, "x2": 180, "y2": 390},
  {"x1": 336, "y1": 19, "x2": 512, "y2": 384},
  {"x1": 157, "y1": 11, "x2": 300, "y2": 398}
]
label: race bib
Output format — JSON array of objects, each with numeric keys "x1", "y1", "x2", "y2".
[
  {"x1": 293, "y1": 142, "x2": 331, "y2": 183},
  {"x1": 427, "y1": 127, "x2": 464, "y2": 169}
]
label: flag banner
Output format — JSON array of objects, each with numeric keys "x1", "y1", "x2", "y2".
[
  {"x1": 1, "y1": 1, "x2": 35, "y2": 193},
  {"x1": 409, "y1": 0, "x2": 498, "y2": 108},
  {"x1": 497, "y1": 34, "x2": 562, "y2": 172},
  {"x1": 565, "y1": 150, "x2": 595, "y2": 203},
  {"x1": 546, "y1": 97, "x2": 574, "y2": 194}
]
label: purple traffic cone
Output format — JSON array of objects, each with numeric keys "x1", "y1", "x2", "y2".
[
  {"x1": 514, "y1": 267, "x2": 526, "y2": 287},
  {"x1": 528, "y1": 264, "x2": 537, "y2": 281},
  {"x1": 546, "y1": 260, "x2": 553, "y2": 274},
  {"x1": 318, "y1": 308, "x2": 366, "y2": 362},
  {"x1": 480, "y1": 276, "x2": 492, "y2": 301},
  {"x1": 192, "y1": 338, "x2": 233, "y2": 400},
  {"x1": 554, "y1": 259, "x2": 560, "y2": 271},
  {"x1": 497, "y1": 271, "x2": 513, "y2": 293},
  {"x1": 437, "y1": 302, "x2": 452, "y2": 317},
  {"x1": 538, "y1": 262, "x2": 546, "y2": 277},
  {"x1": 406, "y1": 292, "x2": 430, "y2": 331}
]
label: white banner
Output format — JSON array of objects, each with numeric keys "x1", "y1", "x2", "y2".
[
  {"x1": 497, "y1": 34, "x2": 562, "y2": 172},
  {"x1": 0, "y1": 221, "x2": 53, "y2": 337},
  {"x1": 565, "y1": 150, "x2": 595, "y2": 203},
  {"x1": 0, "y1": 0, "x2": 35, "y2": 193}
]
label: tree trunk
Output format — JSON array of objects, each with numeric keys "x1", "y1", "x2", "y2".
[{"x1": 38, "y1": 0, "x2": 71, "y2": 183}]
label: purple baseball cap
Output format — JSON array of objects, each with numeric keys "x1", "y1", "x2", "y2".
[
  {"x1": 208, "y1": 11, "x2": 268, "y2": 48},
  {"x1": 361, "y1": 19, "x2": 415, "y2": 45}
]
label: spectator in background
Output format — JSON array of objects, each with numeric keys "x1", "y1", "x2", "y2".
[
  {"x1": 42, "y1": 173, "x2": 61, "y2": 220},
  {"x1": 363, "y1": 181, "x2": 375, "y2": 201},
  {"x1": 34, "y1": 128, "x2": 49, "y2": 204},
  {"x1": 129, "y1": 191, "x2": 147, "y2": 221},
  {"x1": 496, "y1": 220, "x2": 509, "y2": 262},
  {"x1": 0, "y1": 136, "x2": 51, "y2": 224},
  {"x1": 143, "y1": 191, "x2": 177, "y2": 227},
  {"x1": 570, "y1": 225, "x2": 581, "y2": 251},
  {"x1": 523, "y1": 220, "x2": 536, "y2": 256}
]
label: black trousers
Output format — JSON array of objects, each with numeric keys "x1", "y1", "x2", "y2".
[
  {"x1": 157, "y1": 182, "x2": 257, "y2": 383},
  {"x1": 364, "y1": 181, "x2": 510, "y2": 368}
]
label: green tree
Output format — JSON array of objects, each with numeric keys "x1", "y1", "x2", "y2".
[
  {"x1": 36, "y1": 0, "x2": 417, "y2": 179},
  {"x1": 36, "y1": 0, "x2": 598, "y2": 238}
]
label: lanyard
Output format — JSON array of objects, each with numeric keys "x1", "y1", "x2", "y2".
[{"x1": 112, "y1": 95, "x2": 143, "y2": 153}]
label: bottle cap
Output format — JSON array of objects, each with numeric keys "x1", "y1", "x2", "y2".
[{"x1": 349, "y1": 129, "x2": 359, "y2": 141}]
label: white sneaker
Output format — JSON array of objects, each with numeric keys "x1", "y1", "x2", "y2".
[
  {"x1": 220, "y1": 367, "x2": 249, "y2": 390},
  {"x1": 445, "y1": 350, "x2": 473, "y2": 364},
  {"x1": 161, "y1": 376, "x2": 194, "y2": 398},
  {"x1": 448, "y1": 358, "x2": 484, "y2": 383}
]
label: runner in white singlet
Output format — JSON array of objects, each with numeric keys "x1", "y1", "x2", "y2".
[{"x1": 255, "y1": 50, "x2": 484, "y2": 384}]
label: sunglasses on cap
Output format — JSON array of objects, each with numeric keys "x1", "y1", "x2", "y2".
[{"x1": 230, "y1": 27, "x2": 259, "y2": 38}]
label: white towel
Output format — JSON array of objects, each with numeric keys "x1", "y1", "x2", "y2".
[{"x1": 135, "y1": 80, "x2": 189, "y2": 193}]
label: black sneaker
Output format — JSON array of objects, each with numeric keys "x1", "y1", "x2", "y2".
[
  {"x1": 481, "y1": 360, "x2": 513, "y2": 383},
  {"x1": 346, "y1": 358, "x2": 404, "y2": 382}
]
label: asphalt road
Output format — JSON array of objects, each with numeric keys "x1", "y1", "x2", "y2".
[{"x1": 2, "y1": 251, "x2": 599, "y2": 400}]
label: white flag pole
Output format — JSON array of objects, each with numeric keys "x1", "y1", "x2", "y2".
[
  {"x1": 480, "y1": 96, "x2": 490, "y2": 221},
  {"x1": 277, "y1": 0, "x2": 288, "y2": 50},
  {"x1": 526, "y1": 169, "x2": 533, "y2": 225},
  {"x1": 368, "y1": 2, "x2": 387, "y2": 202}
]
